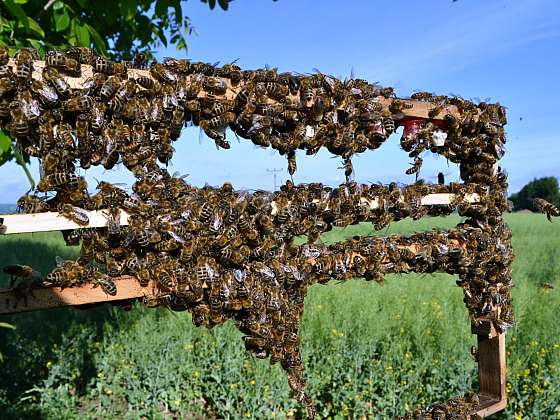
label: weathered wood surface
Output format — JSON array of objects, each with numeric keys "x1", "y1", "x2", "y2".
[
  {"x1": 0, "y1": 276, "x2": 155, "y2": 314},
  {"x1": 471, "y1": 321, "x2": 507, "y2": 417},
  {"x1": 0, "y1": 210, "x2": 130, "y2": 234}
]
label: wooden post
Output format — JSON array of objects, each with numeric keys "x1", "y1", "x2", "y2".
[{"x1": 471, "y1": 321, "x2": 508, "y2": 417}]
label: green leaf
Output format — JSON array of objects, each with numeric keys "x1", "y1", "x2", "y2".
[
  {"x1": 119, "y1": 1, "x2": 136, "y2": 20},
  {"x1": 0, "y1": 322, "x2": 16, "y2": 330},
  {"x1": 152, "y1": 26, "x2": 168, "y2": 47},
  {"x1": 172, "y1": 0, "x2": 182, "y2": 21},
  {"x1": 208, "y1": 0, "x2": 216, "y2": 10},
  {"x1": 155, "y1": 0, "x2": 171, "y2": 16},
  {"x1": 52, "y1": 0, "x2": 65, "y2": 10},
  {"x1": 74, "y1": 22, "x2": 91, "y2": 47},
  {"x1": 26, "y1": 38, "x2": 43, "y2": 49},
  {"x1": 218, "y1": 0, "x2": 229, "y2": 10},
  {"x1": 54, "y1": 9, "x2": 71, "y2": 32},
  {"x1": 27, "y1": 17, "x2": 45, "y2": 37},
  {"x1": 3, "y1": 0, "x2": 29, "y2": 31},
  {"x1": 0, "y1": 131, "x2": 12, "y2": 154},
  {"x1": 84, "y1": 23, "x2": 108, "y2": 56},
  {"x1": 13, "y1": 0, "x2": 28, "y2": 4}
]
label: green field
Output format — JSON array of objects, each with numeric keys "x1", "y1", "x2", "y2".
[{"x1": 0, "y1": 214, "x2": 558, "y2": 419}]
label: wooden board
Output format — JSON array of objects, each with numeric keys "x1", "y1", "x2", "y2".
[
  {"x1": 0, "y1": 210, "x2": 129, "y2": 234},
  {"x1": 472, "y1": 321, "x2": 507, "y2": 417},
  {"x1": 1, "y1": 193, "x2": 479, "y2": 235},
  {"x1": 7, "y1": 59, "x2": 462, "y2": 121},
  {"x1": 0, "y1": 276, "x2": 155, "y2": 314}
]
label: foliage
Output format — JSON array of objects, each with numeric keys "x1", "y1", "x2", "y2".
[
  {"x1": 0, "y1": 0, "x2": 232, "y2": 180},
  {"x1": 0, "y1": 0, "x2": 232, "y2": 59},
  {"x1": 0, "y1": 215, "x2": 559, "y2": 418},
  {"x1": 509, "y1": 177, "x2": 560, "y2": 211}
]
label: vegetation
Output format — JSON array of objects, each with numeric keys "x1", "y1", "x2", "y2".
[
  {"x1": 0, "y1": 214, "x2": 558, "y2": 419},
  {"x1": 509, "y1": 177, "x2": 560, "y2": 211},
  {"x1": 0, "y1": 0, "x2": 233, "y2": 178}
]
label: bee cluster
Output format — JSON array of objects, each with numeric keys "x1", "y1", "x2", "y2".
[
  {"x1": 1, "y1": 47, "x2": 513, "y2": 418},
  {"x1": 398, "y1": 392, "x2": 482, "y2": 419}
]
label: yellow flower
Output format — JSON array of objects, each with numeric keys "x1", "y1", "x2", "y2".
[
  {"x1": 97, "y1": 372, "x2": 104, "y2": 378},
  {"x1": 249, "y1": 379, "x2": 256, "y2": 385},
  {"x1": 46, "y1": 361, "x2": 52, "y2": 369}
]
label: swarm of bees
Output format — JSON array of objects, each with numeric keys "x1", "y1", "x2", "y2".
[
  {"x1": 398, "y1": 393, "x2": 482, "y2": 419},
  {"x1": 0, "y1": 47, "x2": 513, "y2": 418}
]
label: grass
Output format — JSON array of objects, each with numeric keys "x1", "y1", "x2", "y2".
[{"x1": 0, "y1": 214, "x2": 559, "y2": 419}]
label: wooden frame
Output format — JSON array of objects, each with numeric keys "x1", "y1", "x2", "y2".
[
  {"x1": 0, "y1": 58, "x2": 505, "y2": 417},
  {"x1": 0, "y1": 193, "x2": 479, "y2": 234},
  {"x1": 7, "y1": 59, "x2": 467, "y2": 122}
]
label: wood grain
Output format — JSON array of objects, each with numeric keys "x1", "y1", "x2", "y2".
[{"x1": 0, "y1": 277, "x2": 156, "y2": 314}]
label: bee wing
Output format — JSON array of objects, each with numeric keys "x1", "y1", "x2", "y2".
[
  {"x1": 233, "y1": 269, "x2": 246, "y2": 283},
  {"x1": 167, "y1": 231, "x2": 185, "y2": 244},
  {"x1": 105, "y1": 137, "x2": 116, "y2": 154},
  {"x1": 55, "y1": 256, "x2": 64, "y2": 267}
]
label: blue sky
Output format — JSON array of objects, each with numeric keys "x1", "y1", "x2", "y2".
[{"x1": 1, "y1": 0, "x2": 559, "y2": 201}]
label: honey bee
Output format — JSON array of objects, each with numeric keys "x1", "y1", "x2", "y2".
[
  {"x1": 59, "y1": 204, "x2": 89, "y2": 226},
  {"x1": 15, "y1": 49, "x2": 33, "y2": 83},
  {"x1": 411, "y1": 91, "x2": 433, "y2": 101},
  {"x1": 37, "y1": 173, "x2": 81, "y2": 192},
  {"x1": 46, "y1": 258, "x2": 84, "y2": 287},
  {"x1": 42, "y1": 67, "x2": 70, "y2": 97},
  {"x1": 340, "y1": 158, "x2": 353, "y2": 182},
  {"x1": 136, "y1": 75, "x2": 161, "y2": 94},
  {"x1": 46, "y1": 50, "x2": 80, "y2": 74},
  {"x1": 382, "y1": 113, "x2": 395, "y2": 135},
  {"x1": 17, "y1": 194, "x2": 49, "y2": 213},
  {"x1": 63, "y1": 96, "x2": 94, "y2": 113},
  {"x1": 102, "y1": 136, "x2": 120, "y2": 170},
  {"x1": 534, "y1": 198, "x2": 559, "y2": 222},
  {"x1": 150, "y1": 63, "x2": 177, "y2": 84},
  {"x1": 29, "y1": 80, "x2": 59, "y2": 107},
  {"x1": 405, "y1": 157, "x2": 423, "y2": 179},
  {"x1": 9, "y1": 107, "x2": 30, "y2": 139},
  {"x1": 99, "y1": 75, "x2": 121, "y2": 99},
  {"x1": 65, "y1": 47, "x2": 94, "y2": 65},
  {"x1": 105, "y1": 207, "x2": 122, "y2": 235},
  {"x1": 93, "y1": 56, "x2": 115, "y2": 74},
  {"x1": 287, "y1": 150, "x2": 297, "y2": 178},
  {"x1": 0, "y1": 46, "x2": 8, "y2": 65},
  {"x1": 3, "y1": 264, "x2": 42, "y2": 288},
  {"x1": 220, "y1": 62, "x2": 243, "y2": 84},
  {"x1": 91, "y1": 271, "x2": 118, "y2": 296}
]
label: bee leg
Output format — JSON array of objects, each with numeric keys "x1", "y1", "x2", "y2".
[{"x1": 9, "y1": 275, "x2": 17, "y2": 289}]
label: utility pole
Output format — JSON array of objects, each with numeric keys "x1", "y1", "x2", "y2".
[{"x1": 266, "y1": 168, "x2": 283, "y2": 191}]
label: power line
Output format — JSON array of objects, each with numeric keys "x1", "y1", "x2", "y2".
[{"x1": 266, "y1": 168, "x2": 283, "y2": 191}]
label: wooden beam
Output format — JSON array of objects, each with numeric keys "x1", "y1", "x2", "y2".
[
  {"x1": 471, "y1": 321, "x2": 507, "y2": 417},
  {"x1": 0, "y1": 276, "x2": 156, "y2": 314},
  {"x1": 1, "y1": 193, "x2": 480, "y2": 235},
  {"x1": 7, "y1": 59, "x2": 462, "y2": 121},
  {"x1": 0, "y1": 210, "x2": 129, "y2": 234}
]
